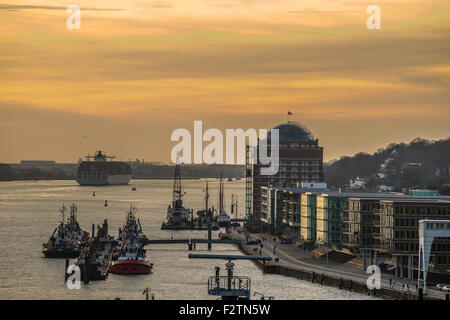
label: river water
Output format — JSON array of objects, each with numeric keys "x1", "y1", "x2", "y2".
[{"x1": 0, "y1": 179, "x2": 376, "y2": 300}]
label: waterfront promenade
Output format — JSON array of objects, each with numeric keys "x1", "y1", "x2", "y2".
[{"x1": 224, "y1": 228, "x2": 447, "y2": 300}]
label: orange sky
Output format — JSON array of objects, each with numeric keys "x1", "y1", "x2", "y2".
[{"x1": 0, "y1": 1, "x2": 449, "y2": 163}]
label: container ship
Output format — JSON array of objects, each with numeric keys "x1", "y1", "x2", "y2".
[{"x1": 76, "y1": 150, "x2": 131, "y2": 186}]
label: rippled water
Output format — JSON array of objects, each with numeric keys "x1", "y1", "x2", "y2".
[{"x1": 0, "y1": 179, "x2": 375, "y2": 300}]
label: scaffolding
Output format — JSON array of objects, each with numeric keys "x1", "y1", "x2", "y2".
[{"x1": 245, "y1": 145, "x2": 253, "y2": 224}]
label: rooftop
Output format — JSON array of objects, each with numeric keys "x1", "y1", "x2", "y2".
[{"x1": 268, "y1": 121, "x2": 315, "y2": 142}]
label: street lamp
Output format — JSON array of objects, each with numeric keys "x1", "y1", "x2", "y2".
[{"x1": 317, "y1": 237, "x2": 329, "y2": 267}]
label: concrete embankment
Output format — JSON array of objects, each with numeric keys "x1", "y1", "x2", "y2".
[{"x1": 233, "y1": 239, "x2": 432, "y2": 300}]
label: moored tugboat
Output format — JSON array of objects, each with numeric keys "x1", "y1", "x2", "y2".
[
  {"x1": 118, "y1": 204, "x2": 149, "y2": 245},
  {"x1": 110, "y1": 204, "x2": 152, "y2": 275},
  {"x1": 42, "y1": 204, "x2": 88, "y2": 258},
  {"x1": 110, "y1": 238, "x2": 152, "y2": 275}
]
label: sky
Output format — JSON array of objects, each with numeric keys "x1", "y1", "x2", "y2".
[{"x1": 0, "y1": 0, "x2": 449, "y2": 163}]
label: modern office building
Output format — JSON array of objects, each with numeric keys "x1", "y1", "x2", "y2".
[
  {"x1": 246, "y1": 121, "x2": 324, "y2": 227},
  {"x1": 261, "y1": 186, "x2": 450, "y2": 278},
  {"x1": 377, "y1": 199, "x2": 450, "y2": 279}
]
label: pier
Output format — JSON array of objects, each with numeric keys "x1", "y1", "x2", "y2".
[
  {"x1": 146, "y1": 238, "x2": 241, "y2": 250},
  {"x1": 73, "y1": 220, "x2": 116, "y2": 283},
  {"x1": 189, "y1": 253, "x2": 272, "y2": 300}
]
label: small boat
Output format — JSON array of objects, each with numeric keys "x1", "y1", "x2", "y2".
[
  {"x1": 218, "y1": 211, "x2": 231, "y2": 227},
  {"x1": 217, "y1": 176, "x2": 231, "y2": 227}
]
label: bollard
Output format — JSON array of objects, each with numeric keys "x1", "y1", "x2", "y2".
[
  {"x1": 84, "y1": 254, "x2": 90, "y2": 284},
  {"x1": 65, "y1": 259, "x2": 69, "y2": 282}
]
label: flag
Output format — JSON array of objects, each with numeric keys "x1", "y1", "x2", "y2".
[{"x1": 288, "y1": 111, "x2": 292, "y2": 115}]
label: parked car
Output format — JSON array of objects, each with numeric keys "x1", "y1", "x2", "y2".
[
  {"x1": 245, "y1": 239, "x2": 262, "y2": 245},
  {"x1": 275, "y1": 237, "x2": 292, "y2": 244},
  {"x1": 436, "y1": 284, "x2": 450, "y2": 291}
]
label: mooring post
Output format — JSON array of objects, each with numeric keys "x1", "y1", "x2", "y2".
[
  {"x1": 349, "y1": 280, "x2": 353, "y2": 292},
  {"x1": 208, "y1": 227, "x2": 212, "y2": 251},
  {"x1": 65, "y1": 259, "x2": 69, "y2": 282},
  {"x1": 263, "y1": 260, "x2": 266, "y2": 274},
  {"x1": 84, "y1": 254, "x2": 90, "y2": 284},
  {"x1": 91, "y1": 224, "x2": 95, "y2": 239}
]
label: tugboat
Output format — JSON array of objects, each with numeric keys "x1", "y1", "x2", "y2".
[
  {"x1": 110, "y1": 205, "x2": 152, "y2": 275},
  {"x1": 161, "y1": 157, "x2": 193, "y2": 230},
  {"x1": 118, "y1": 204, "x2": 149, "y2": 245},
  {"x1": 110, "y1": 238, "x2": 152, "y2": 275},
  {"x1": 217, "y1": 176, "x2": 231, "y2": 228},
  {"x1": 42, "y1": 204, "x2": 88, "y2": 258},
  {"x1": 66, "y1": 204, "x2": 90, "y2": 245}
]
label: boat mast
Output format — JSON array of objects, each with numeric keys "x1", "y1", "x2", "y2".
[
  {"x1": 173, "y1": 153, "x2": 182, "y2": 204},
  {"x1": 60, "y1": 204, "x2": 67, "y2": 225},
  {"x1": 205, "y1": 179, "x2": 209, "y2": 211},
  {"x1": 219, "y1": 174, "x2": 224, "y2": 213}
]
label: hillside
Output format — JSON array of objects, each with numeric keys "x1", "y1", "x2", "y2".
[{"x1": 324, "y1": 137, "x2": 450, "y2": 194}]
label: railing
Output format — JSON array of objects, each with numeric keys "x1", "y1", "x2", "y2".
[{"x1": 208, "y1": 276, "x2": 250, "y2": 293}]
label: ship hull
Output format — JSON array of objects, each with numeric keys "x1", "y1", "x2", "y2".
[
  {"x1": 42, "y1": 247, "x2": 81, "y2": 259},
  {"x1": 110, "y1": 259, "x2": 152, "y2": 275},
  {"x1": 76, "y1": 174, "x2": 132, "y2": 186}
]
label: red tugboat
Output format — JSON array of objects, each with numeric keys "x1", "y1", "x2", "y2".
[
  {"x1": 110, "y1": 205, "x2": 152, "y2": 275},
  {"x1": 110, "y1": 238, "x2": 152, "y2": 275}
]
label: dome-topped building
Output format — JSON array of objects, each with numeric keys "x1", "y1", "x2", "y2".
[
  {"x1": 269, "y1": 121, "x2": 315, "y2": 142},
  {"x1": 246, "y1": 121, "x2": 324, "y2": 233}
]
